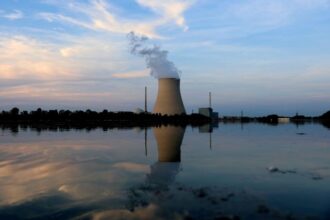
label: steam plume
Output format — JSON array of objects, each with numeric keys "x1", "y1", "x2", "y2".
[{"x1": 128, "y1": 32, "x2": 181, "y2": 79}]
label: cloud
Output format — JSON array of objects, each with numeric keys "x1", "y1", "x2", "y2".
[
  {"x1": 136, "y1": 0, "x2": 193, "y2": 31},
  {"x1": 293, "y1": 0, "x2": 329, "y2": 8},
  {"x1": 0, "y1": 34, "x2": 129, "y2": 81},
  {"x1": 227, "y1": 0, "x2": 290, "y2": 28},
  {"x1": 0, "y1": 35, "x2": 76, "y2": 80},
  {"x1": 232, "y1": 0, "x2": 329, "y2": 26},
  {"x1": 112, "y1": 70, "x2": 149, "y2": 79},
  {"x1": 39, "y1": 11, "x2": 159, "y2": 38},
  {"x1": 188, "y1": 0, "x2": 330, "y2": 40},
  {"x1": 0, "y1": 34, "x2": 142, "y2": 107},
  {"x1": 1, "y1": 10, "x2": 24, "y2": 20},
  {"x1": 0, "y1": 84, "x2": 114, "y2": 102},
  {"x1": 39, "y1": 0, "x2": 194, "y2": 38}
]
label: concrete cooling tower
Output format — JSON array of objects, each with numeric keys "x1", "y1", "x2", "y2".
[
  {"x1": 153, "y1": 125, "x2": 186, "y2": 162},
  {"x1": 153, "y1": 78, "x2": 186, "y2": 115}
]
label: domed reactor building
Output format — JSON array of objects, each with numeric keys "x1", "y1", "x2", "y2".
[{"x1": 153, "y1": 78, "x2": 186, "y2": 115}]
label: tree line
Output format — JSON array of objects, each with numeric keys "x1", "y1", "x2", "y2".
[
  {"x1": 0, "y1": 107, "x2": 210, "y2": 127},
  {"x1": 1, "y1": 107, "x2": 329, "y2": 129}
]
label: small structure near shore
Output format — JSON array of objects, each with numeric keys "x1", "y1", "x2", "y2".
[
  {"x1": 198, "y1": 92, "x2": 219, "y2": 121},
  {"x1": 198, "y1": 108, "x2": 218, "y2": 120}
]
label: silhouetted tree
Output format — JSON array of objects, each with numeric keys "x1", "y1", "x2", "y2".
[{"x1": 10, "y1": 107, "x2": 19, "y2": 116}]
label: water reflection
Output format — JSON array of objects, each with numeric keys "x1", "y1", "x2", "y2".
[
  {"x1": 0, "y1": 130, "x2": 150, "y2": 219},
  {"x1": 146, "y1": 126, "x2": 185, "y2": 188},
  {"x1": 126, "y1": 125, "x2": 186, "y2": 219},
  {"x1": 198, "y1": 123, "x2": 216, "y2": 150},
  {"x1": 0, "y1": 123, "x2": 330, "y2": 219},
  {"x1": 154, "y1": 125, "x2": 184, "y2": 162},
  {"x1": 1, "y1": 120, "x2": 330, "y2": 136},
  {"x1": 127, "y1": 123, "x2": 330, "y2": 220}
]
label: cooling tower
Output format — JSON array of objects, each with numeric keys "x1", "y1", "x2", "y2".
[
  {"x1": 153, "y1": 78, "x2": 186, "y2": 115},
  {"x1": 153, "y1": 125, "x2": 185, "y2": 162}
]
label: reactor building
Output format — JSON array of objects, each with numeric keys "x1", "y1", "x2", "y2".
[{"x1": 153, "y1": 78, "x2": 186, "y2": 115}]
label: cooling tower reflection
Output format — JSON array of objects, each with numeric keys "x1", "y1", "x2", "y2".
[
  {"x1": 153, "y1": 125, "x2": 185, "y2": 162},
  {"x1": 145, "y1": 125, "x2": 186, "y2": 188}
]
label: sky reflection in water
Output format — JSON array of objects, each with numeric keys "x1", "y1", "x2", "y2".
[{"x1": 0, "y1": 123, "x2": 330, "y2": 220}]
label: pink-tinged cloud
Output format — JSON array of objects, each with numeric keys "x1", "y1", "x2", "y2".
[
  {"x1": 0, "y1": 36, "x2": 77, "y2": 80},
  {"x1": 111, "y1": 70, "x2": 149, "y2": 79}
]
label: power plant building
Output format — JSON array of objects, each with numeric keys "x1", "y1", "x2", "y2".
[
  {"x1": 199, "y1": 108, "x2": 213, "y2": 117},
  {"x1": 199, "y1": 107, "x2": 219, "y2": 121}
]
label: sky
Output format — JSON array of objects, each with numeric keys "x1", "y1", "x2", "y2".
[{"x1": 0, "y1": 0, "x2": 330, "y2": 116}]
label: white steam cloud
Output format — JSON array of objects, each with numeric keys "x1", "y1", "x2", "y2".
[{"x1": 128, "y1": 32, "x2": 181, "y2": 79}]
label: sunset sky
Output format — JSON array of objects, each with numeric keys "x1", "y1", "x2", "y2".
[{"x1": 1, "y1": 0, "x2": 330, "y2": 116}]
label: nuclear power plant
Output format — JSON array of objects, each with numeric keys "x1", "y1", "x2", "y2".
[{"x1": 153, "y1": 78, "x2": 186, "y2": 115}]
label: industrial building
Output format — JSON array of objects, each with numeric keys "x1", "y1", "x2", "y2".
[{"x1": 198, "y1": 92, "x2": 219, "y2": 121}]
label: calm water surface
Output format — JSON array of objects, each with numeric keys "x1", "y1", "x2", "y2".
[{"x1": 0, "y1": 123, "x2": 329, "y2": 220}]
